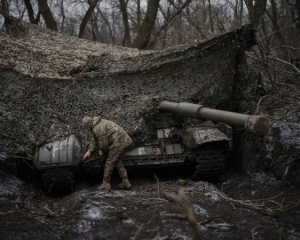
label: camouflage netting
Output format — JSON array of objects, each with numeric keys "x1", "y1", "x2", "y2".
[{"x1": 0, "y1": 18, "x2": 256, "y2": 158}]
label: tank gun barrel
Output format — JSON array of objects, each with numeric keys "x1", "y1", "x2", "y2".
[{"x1": 159, "y1": 101, "x2": 270, "y2": 135}]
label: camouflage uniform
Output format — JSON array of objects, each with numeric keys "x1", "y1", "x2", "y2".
[{"x1": 87, "y1": 117, "x2": 132, "y2": 182}]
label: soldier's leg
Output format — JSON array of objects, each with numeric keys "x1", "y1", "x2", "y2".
[
  {"x1": 103, "y1": 151, "x2": 123, "y2": 182},
  {"x1": 116, "y1": 159, "x2": 128, "y2": 179},
  {"x1": 115, "y1": 148, "x2": 131, "y2": 189},
  {"x1": 117, "y1": 159, "x2": 131, "y2": 189}
]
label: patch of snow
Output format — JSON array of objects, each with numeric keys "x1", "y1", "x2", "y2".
[
  {"x1": 74, "y1": 201, "x2": 115, "y2": 234},
  {"x1": 197, "y1": 182, "x2": 221, "y2": 202},
  {"x1": 94, "y1": 190, "x2": 137, "y2": 198},
  {"x1": 0, "y1": 152, "x2": 8, "y2": 162},
  {"x1": 251, "y1": 172, "x2": 280, "y2": 185},
  {"x1": 122, "y1": 219, "x2": 135, "y2": 224},
  {"x1": 273, "y1": 122, "x2": 300, "y2": 150},
  {"x1": 192, "y1": 204, "x2": 209, "y2": 217},
  {"x1": 159, "y1": 232, "x2": 192, "y2": 240},
  {"x1": 206, "y1": 223, "x2": 233, "y2": 231},
  {"x1": 76, "y1": 219, "x2": 92, "y2": 234},
  {"x1": 80, "y1": 202, "x2": 114, "y2": 220},
  {"x1": 81, "y1": 205, "x2": 105, "y2": 220},
  {"x1": 287, "y1": 230, "x2": 300, "y2": 240},
  {"x1": 0, "y1": 172, "x2": 36, "y2": 198},
  {"x1": 200, "y1": 225, "x2": 207, "y2": 232}
]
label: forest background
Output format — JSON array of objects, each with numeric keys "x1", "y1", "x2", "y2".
[{"x1": 0, "y1": 0, "x2": 299, "y2": 60}]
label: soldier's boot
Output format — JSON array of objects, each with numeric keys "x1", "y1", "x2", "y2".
[
  {"x1": 118, "y1": 179, "x2": 131, "y2": 189},
  {"x1": 97, "y1": 181, "x2": 111, "y2": 190}
]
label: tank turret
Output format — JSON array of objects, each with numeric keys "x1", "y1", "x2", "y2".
[{"x1": 159, "y1": 101, "x2": 270, "y2": 135}]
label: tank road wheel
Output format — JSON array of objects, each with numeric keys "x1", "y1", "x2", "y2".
[
  {"x1": 191, "y1": 149, "x2": 227, "y2": 179},
  {"x1": 42, "y1": 168, "x2": 75, "y2": 189}
]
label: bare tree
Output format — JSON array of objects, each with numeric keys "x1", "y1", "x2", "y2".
[
  {"x1": 136, "y1": 0, "x2": 141, "y2": 29},
  {"x1": 168, "y1": 0, "x2": 206, "y2": 38},
  {"x1": 296, "y1": 0, "x2": 300, "y2": 33},
  {"x1": 147, "y1": 0, "x2": 192, "y2": 48},
  {"x1": 245, "y1": 0, "x2": 267, "y2": 28},
  {"x1": 239, "y1": 0, "x2": 243, "y2": 26},
  {"x1": 133, "y1": 0, "x2": 160, "y2": 49},
  {"x1": 208, "y1": 0, "x2": 214, "y2": 33},
  {"x1": 78, "y1": 0, "x2": 99, "y2": 38},
  {"x1": 23, "y1": 0, "x2": 40, "y2": 24},
  {"x1": 119, "y1": 0, "x2": 131, "y2": 46},
  {"x1": 37, "y1": 0, "x2": 58, "y2": 31},
  {"x1": 1, "y1": 0, "x2": 299, "y2": 56},
  {"x1": 60, "y1": 0, "x2": 66, "y2": 32},
  {"x1": 267, "y1": 0, "x2": 286, "y2": 46},
  {"x1": 97, "y1": 5, "x2": 115, "y2": 44}
]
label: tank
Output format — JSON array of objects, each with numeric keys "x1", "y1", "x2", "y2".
[
  {"x1": 159, "y1": 101, "x2": 270, "y2": 135},
  {"x1": 83, "y1": 102, "x2": 269, "y2": 178},
  {"x1": 34, "y1": 102, "x2": 270, "y2": 186},
  {"x1": 33, "y1": 135, "x2": 82, "y2": 187}
]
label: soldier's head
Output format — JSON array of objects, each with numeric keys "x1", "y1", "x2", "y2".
[{"x1": 82, "y1": 117, "x2": 93, "y2": 132}]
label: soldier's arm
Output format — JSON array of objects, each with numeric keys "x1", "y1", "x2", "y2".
[{"x1": 88, "y1": 136, "x2": 97, "y2": 152}]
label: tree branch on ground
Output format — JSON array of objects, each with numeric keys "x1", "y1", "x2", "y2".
[{"x1": 171, "y1": 189, "x2": 204, "y2": 240}]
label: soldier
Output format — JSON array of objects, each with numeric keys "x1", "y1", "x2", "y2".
[{"x1": 82, "y1": 116, "x2": 133, "y2": 190}]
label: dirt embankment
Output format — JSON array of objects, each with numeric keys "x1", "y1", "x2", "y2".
[{"x1": 1, "y1": 168, "x2": 300, "y2": 240}]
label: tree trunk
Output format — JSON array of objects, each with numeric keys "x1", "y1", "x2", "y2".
[
  {"x1": 162, "y1": 6, "x2": 171, "y2": 48},
  {"x1": 202, "y1": 0, "x2": 207, "y2": 22},
  {"x1": 37, "y1": 0, "x2": 58, "y2": 31},
  {"x1": 1, "y1": 0, "x2": 9, "y2": 32},
  {"x1": 207, "y1": 0, "x2": 214, "y2": 33},
  {"x1": 260, "y1": 16, "x2": 269, "y2": 45},
  {"x1": 60, "y1": 0, "x2": 66, "y2": 32},
  {"x1": 168, "y1": 0, "x2": 206, "y2": 39},
  {"x1": 296, "y1": 0, "x2": 300, "y2": 34},
  {"x1": 137, "y1": 0, "x2": 141, "y2": 30},
  {"x1": 91, "y1": 12, "x2": 97, "y2": 41},
  {"x1": 239, "y1": 0, "x2": 243, "y2": 26},
  {"x1": 269, "y1": 0, "x2": 286, "y2": 46},
  {"x1": 245, "y1": 0, "x2": 253, "y2": 23},
  {"x1": 119, "y1": 0, "x2": 131, "y2": 47},
  {"x1": 133, "y1": 0, "x2": 160, "y2": 49},
  {"x1": 98, "y1": 5, "x2": 115, "y2": 44},
  {"x1": 78, "y1": 0, "x2": 99, "y2": 38},
  {"x1": 234, "y1": 0, "x2": 238, "y2": 24},
  {"x1": 147, "y1": 0, "x2": 192, "y2": 48},
  {"x1": 245, "y1": 0, "x2": 267, "y2": 29},
  {"x1": 23, "y1": 0, "x2": 40, "y2": 24}
]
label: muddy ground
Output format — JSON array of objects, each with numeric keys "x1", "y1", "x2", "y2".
[{"x1": 1, "y1": 167, "x2": 300, "y2": 240}]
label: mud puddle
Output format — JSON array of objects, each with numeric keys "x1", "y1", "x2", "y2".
[{"x1": 1, "y1": 169, "x2": 300, "y2": 240}]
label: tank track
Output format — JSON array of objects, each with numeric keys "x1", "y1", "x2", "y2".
[
  {"x1": 42, "y1": 168, "x2": 74, "y2": 188},
  {"x1": 192, "y1": 147, "x2": 227, "y2": 179}
]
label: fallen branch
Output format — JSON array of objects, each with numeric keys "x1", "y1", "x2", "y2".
[
  {"x1": 256, "y1": 95, "x2": 289, "y2": 114},
  {"x1": 271, "y1": 46, "x2": 300, "y2": 51},
  {"x1": 251, "y1": 226, "x2": 278, "y2": 240},
  {"x1": 154, "y1": 173, "x2": 160, "y2": 198},
  {"x1": 205, "y1": 191, "x2": 297, "y2": 214},
  {"x1": 0, "y1": 210, "x2": 15, "y2": 215},
  {"x1": 165, "y1": 213, "x2": 186, "y2": 219},
  {"x1": 268, "y1": 57, "x2": 300, "y2": 74},
  {"x1": 171, "y1": 189, "x2": 204, "y2": 240},
  {"x1": 131, "y1": 224, "x2": 144, "y2": 240}
]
